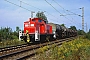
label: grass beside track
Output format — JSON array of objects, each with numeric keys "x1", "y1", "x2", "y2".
[
  {"x1": 0, "y1": 39, "x2": 25, "y2": 48},
  {"x1": 37, "y1": 36, "x2": 90, "y2": 60}
]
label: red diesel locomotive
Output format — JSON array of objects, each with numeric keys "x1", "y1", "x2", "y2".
[{"x1": 20, "y1": 18, "x2": 54, "y2": 43}]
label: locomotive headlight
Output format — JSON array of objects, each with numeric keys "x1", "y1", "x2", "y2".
[
  {"x1": 25, "y1": 24, "x2": 28, "y2": 27},
  {"x1": 31, "y1": 24, "x2": 34, "y2": 26}
]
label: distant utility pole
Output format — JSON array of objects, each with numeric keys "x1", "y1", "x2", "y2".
[
  {"x1": 31, "y1": 11, "x2": 35, "y2": 18},
  {"x1": 80, "y1": 7, "x2": 84, "y2": 31},
  {"x1": 19, "y1": 1, "x2": 22, "y2": 7},
  {"x1": 85, "y1": 23, "x2": 88, "y2": 33}
]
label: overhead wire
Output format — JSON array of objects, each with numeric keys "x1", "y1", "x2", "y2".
[
  {"x1": 44, "y1": 0, "x2": 78, "y2": 25},
  {"x1": 52, "y1": 0, "x2": 67, "y2": 14},
  {"x1": 44, "y1": 0, "x2": 63, "y2": 15},
  {"x1": 18, "y1": 0, "x2": 42, "y2": 11},
  {"x1": 4, "y1": 0, "x2": 61, "y2": 22},
  {"x1": 18, "y1": 0, "x2": 68, "y2": 23},
  {"x1": 18, "y1": 0, "x2": 60, "y2": 23},
  {"x1": 44, "y1": 0, "x2": 72, "y2": 24},
  {"x1": 4, "y1": 0, "x2": 73, "y2": 26},
  {"x1": 4, "y1": 0, "x2": 31, "y2": 11},
  {"x1": 52, "y1": 0, "x2": 81, "y2": 17},
  {"x1": 52, "y1": 0, "x2": 82, "y2": 26},
  {"x1": 51, "y1": 0, "x2": 82, "y2": 27}
]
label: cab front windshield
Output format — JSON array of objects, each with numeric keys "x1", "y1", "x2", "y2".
[{"x1": 38, "y1": 20, "x2": 42, "y2": 22}]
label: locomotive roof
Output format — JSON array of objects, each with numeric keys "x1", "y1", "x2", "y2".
[
  {"x1": 24, "y1": 18, "x2": 44, "y2": 23},
  {"x1": 31, "y1": 18, "x2": 44, "y2": 21}
]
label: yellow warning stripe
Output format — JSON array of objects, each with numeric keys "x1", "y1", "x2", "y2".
[{"x1": 26, "y1": 30, "x2": 30, "y2": 42}]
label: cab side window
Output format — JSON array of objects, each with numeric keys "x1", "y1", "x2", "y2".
[{"x1": 32, "y1": 20, "x2": 36, "y2": 22}]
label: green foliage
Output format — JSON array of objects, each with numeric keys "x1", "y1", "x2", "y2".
[
  {"x1": 69, "y1": 26, "x2": 77, "y2": 30},
  {"x1": 77, "y1": 29, "x2": 85, "y2": 35},
  {"x1": 0, "y1": 27, "x2": 12, "y2": 41},
  {"x1": 0, "y1": 26, "x2": 25, "y2": 48},
  {"x1": 16, "y1": 26, "x2": 21, "y2": 33},
  {"x1": 85, "y1": 32, "x2": 90, "y2": 40},
  {"x1": 60, "y1": 24, "x2": 66, "y2": 27},
  {"x1": 0, "y1": 26, "x2": 21, "y2": 41},
  {"x1": 0, "y1": 26, "x2": 24, "y2": 47},
  {"x1": 88, "y1": 29, "x2": 90, "y2": 33},
  {"x1": 79, "y1": 29, "x2": 90, "y2": 40},
  {"x1": 0, "y1": 39, "x2": 25, "y2": 48},
  {"x1": 16, "y1": 26, "x2": 21, "y2": 37},
  {"x1": 36, "y1": 11, "x2": 48, "y2": 23},
  {"x1": 37, "y1": 37, "x2": 90, "y2": 60}
]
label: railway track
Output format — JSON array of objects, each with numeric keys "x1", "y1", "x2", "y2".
[
  {"x1": 0, "y1": 43, "x2": 36, "y2": 56},
  {"x1": 0, "y1": 44, "x2": 27, "y2": 53},
  {"x1": 0, "y1": 37, "x2": 76, "y2": 60},
  {"x1": 17, "y1": 37, "x2": 75, "y2": 60}
]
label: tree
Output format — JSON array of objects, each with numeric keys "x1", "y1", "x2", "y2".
[
  {"x1": 36, "y1": 11, "x2": 48, "y2": 23},
  {"x1": 77, "y1": 29, "x2": 85, "y2": 35},
  {"x1": 16, "y1": 26, "x2": 21, "y2": 38},
  {"x1": 60, "y1": 24, "x2": 66, "y2": 27},
  {"x1": 0, "y1": 27, "x2": 13, "y2": 40},
  {"x1": 85, "y1": 29, "x2": 90, "y2": 40},
  {"x1": 69, "y1": 26, "x2": 77, "y2": 30},
  {"x1": 0, "y1": 26, "x2": 22, "y2": 41},
  {"x1": 88, "y1": 29, "x2": 90, "y2": 33},
  {"x1": 16, "y1": 26, "x2": 20, "y2": 33}
]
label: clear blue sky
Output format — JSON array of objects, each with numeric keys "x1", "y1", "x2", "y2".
[{"x1": 0, "y1": 0, "x2": 90, "y2": 32}]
